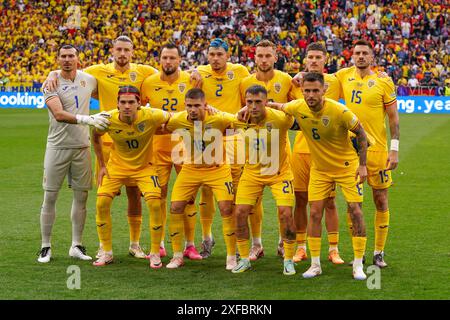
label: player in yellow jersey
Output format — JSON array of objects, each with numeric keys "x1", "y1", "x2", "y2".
[
  {"x1": 335, "y1": 40, "x2": 400, "y2": 268},
  {"x1": 163, "y1": 88, "x2": 237, "y2": 270},
  {"x1": 274, "y1": 72, "x2": 369, "y2": 280},
  {"x1": 239, "y1": 40, "x2": 299, "y2": 261},
  {"x1": 91, "y1": 86, "x2": 170, "y2": 269},
  {"x1": 141, "y1": 43, "x2": 202, "y2": 260},
  {"x1": 44, "y1": 36, "x2": 159, "y2": 259},
  {"x1": 232, "y1": 85, "x2": 297, "y2": 275},
  {"x1": 288, "y1": 42, "x2": 345, "y2": 265},
  {"x1": 194, "y1": 39, "x2": 250, "y2": 258}
]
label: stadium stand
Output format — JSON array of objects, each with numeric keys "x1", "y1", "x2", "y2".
[{"x1": 1, "y1": 0, "x2": 449, "y2": 94}]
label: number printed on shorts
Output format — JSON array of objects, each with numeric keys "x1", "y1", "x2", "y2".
[
  {"x1": 225, "y1": 181, "x2": 234, "y2": 195},
  {"x1": 356, "y1": 183, "x2": 363, "y2": 196},
  {"x1": 282, "y1": 180, "x2": 293, "y2": 194},
  {"x1": 126, "y1": 139, "x2": 139, "y2": 149},
  {"x1": 151, "y1": 176, "x2": 161, "y2": 188},
  {"x1": 379, "y1": 170, "x2": 389, "y2": 183}
]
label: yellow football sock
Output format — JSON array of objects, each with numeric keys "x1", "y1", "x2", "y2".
[
  {"x1": 169, "y1": 212, "x2": 184, "y2": 254},
  {"x1": 308, "y1": 237, "x2": 322, "y2": 259},
  {"x1": 328, "y1": 232, "x2": 339, "y2": 250},
  {"x1": 283, "y1": 240, "x2": 295, "y2": 261},
  {"x1": 296, "y1": 232, "x2": 307, "y2": 247},
  {"x1": 347, "y1": 211, "x2": 353, "y2": 237},
  {"x1": 352, "y1": 236, "x2": 367, "y2": 259},
  {"x1": 146, "y1": 198, "x2": 163, "y2": 254},
  {"x1": 222, "y1": 215, "x2": 237, "y2": 256},
  {"x1": 160, "y1": 197, "x2": 167, "y2": 244},
  {"x1": 96, "y1": 196, "x2": 113, "y2": 252},
  {"x1": 127, "y1": 215, "x2": 142, "y2": 244},
  {"x1": 375, "y1": 210, "x2": 390, "y2": 252},
  {"x1": 199, "y1": 187, "x2": 215, "y2": 239},
  {"x1": 236, "y1": 239, "x2": 250, "y2": 259},
  {"x1": 184, "y1": 203, "x2": 197, "y2": 243},
  {"x1": 249, "y1": 200, "x2": 263, "y2": 239}
]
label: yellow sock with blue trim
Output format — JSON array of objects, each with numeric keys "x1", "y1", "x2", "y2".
[
  {"x1": 169, "y1": 212, "x2": 185, "y2": 254},
  {"x1": 375, "y1": 210, "x2": 390, "y2": 253},
  {"x1": 96, "y1": 196, "x2": 113, "y2": 252}
]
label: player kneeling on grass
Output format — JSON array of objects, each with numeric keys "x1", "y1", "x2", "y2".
[
  {"x1": 233, "y1": 85, "x2": 297, "y2": 275},
  {"x1": 92, "y1": 85, "x2": 170, "y2": 269},
  {"x1": 38, "y1": 44, "x2": 110, "y2": 263}
]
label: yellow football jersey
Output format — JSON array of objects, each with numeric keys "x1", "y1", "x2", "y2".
[
  {"x1": 240, "y1": 70, "x2": 294, "y2": 104},
  {"x1": 140, "y1": 70, "x2": 192, "y2": 112},
  {"x1": 293, "y1": 73, "x2": 342, "y2": 153},
  {"x1": 284, "y1": 98, "x2": 360, "y2": 173},
  {"x1": 166, "y1": 111, "x2": 235, "y2": 168},
  {"x1": 335, "y1": 66, "x2": 397, "y2": 151},
  {"x1": 234, "y1": 108, "x2": 294, "y2": 176},
  {"x1": 102, "y1": 107, "x2": 170, "y2": 172},
  {"x1": 85, "y1": 63, "x2": 158, "y2": 143},
  {"x1": 197, "y1": 63, "x2": 250, "y2": 113}
]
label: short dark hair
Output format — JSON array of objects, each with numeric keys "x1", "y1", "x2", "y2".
[
  {"x1": 353, "y1": 39, "x2": 373, "y2": 50},
  {"x1": 209, "y1": 38, "x2": 229, "y2": 52},
  {"x1": 303, "y1": 72, "x2": 325, "y2": 86},
  {"x1": 113, "y1": 35, "x2": 134, "y2": 48},
  {"x1": 58, "y1": 44, "x2": 79, "y2": 56},
  {"x1": 160, "y1": 43, "x2": 181, "y2": 57},
  {"x1": 306, "y1": 42, "x2": 327, "y2": 55},
  {"x1": 245, "y1": 85, "x2": 268, "y2": 97},
  {"x1": 185, "y1": 88, "x2": 205, "y2": 100},
  {"x1": 117, "y1": 85, "x2": 140, "y2": 101}
]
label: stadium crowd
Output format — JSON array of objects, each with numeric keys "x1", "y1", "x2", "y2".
[{"x1": 1, "y1": 0, "x2": 450, "y2": 94}]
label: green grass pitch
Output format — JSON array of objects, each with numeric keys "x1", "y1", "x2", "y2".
[{"x1": 0, "y1": 109, "x2": 449, "y2": 300}]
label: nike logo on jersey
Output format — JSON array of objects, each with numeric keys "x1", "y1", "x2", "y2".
[
  {"x1": 155, "y1": 87, "x2": 162, "y2": 91},
  {"x1": 301, "y1": 115, "x2": 308, "y2": 119},
  {"x1": 106, "y1": 75, "x2": 114, "y2": 78},
  {"x1": 170, "y1": 232, "x2": 180, "y2": 237},
  {"x1": 348, "y1": 78, "x2": 355, "y2": 81},
  {"x1": 115, "y1": 130, "x2": 123, "y2": 134},
  {"x1": 205, "y1": 75, "x2": 212, "y2": 78}
]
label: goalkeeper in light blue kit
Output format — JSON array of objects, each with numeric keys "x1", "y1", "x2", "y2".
[{"x1": 37, "y1": 44, "x2": 110, "y2": 263}]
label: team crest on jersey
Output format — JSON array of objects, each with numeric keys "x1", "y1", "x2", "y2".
[
  {"x1": 137, "y1": 122, "x2": 146, "y2": 132},
  {"x1": 226, "y1": 71, "x2": 234, "y2": 80},
  {"x1": 178, "y1": 83, "x2": 186, "y2": 93},
  {"x1": 274, "y1": 82, "x2": 281, "y2": 93},
  {"x1": 129, "y1": 72, "x2": 137, "y2": 82},
  {"x1": 80, "y1": 80, "x2": 86, "y2": 88},
  {"x1": 368, "y1": 80, "x2": 375, "y2": 88},
  {"x1": 266, "y1": 122, "x2": 273, "y2": 132},
  {"x1": 321, "y1": 116, "x2": 330, "y2": 127}
]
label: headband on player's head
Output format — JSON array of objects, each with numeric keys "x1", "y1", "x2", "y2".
[
  {"x1": 209, "y1": 38, "x2": 229, "y2": 52},
  {"x1": 117, "y1": 85, "x2": 140, "y2": 101}
]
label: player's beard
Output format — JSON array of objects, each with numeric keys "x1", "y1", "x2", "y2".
[
  {"x1": 355, "y1": 60, "x2": 370, "y2": 70},
  {"x1": 115, "y1": 57, "x2": 130, "y2": 68},
  {"x1": 163, "y1": 66, "x2": 177, "y2": 76},
  {"x1": 257, "y1": 65, "x2": 273, "y2": 73},
  {"x1": 211, "y1": 62, "x2": 225, "y2": 72}
]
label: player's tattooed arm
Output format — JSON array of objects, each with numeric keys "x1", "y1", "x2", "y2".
[{"x1": 351, "y1": 122, "x2": 368, "y2": 184}]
